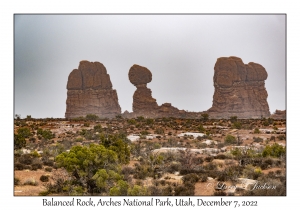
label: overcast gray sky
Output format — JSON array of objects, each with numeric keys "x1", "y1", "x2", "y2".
[{"x1": 14, "y1": 14, "x2": 286, "y2": 118}]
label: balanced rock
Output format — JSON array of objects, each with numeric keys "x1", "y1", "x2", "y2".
[
  {"x1": 128, "y1": 65, "x2": 158, "y2": 115},
  {"x1": 127, "y1": 64, "x2": 193, "y2": 118},
  {"x1": 65, "y1": 61, "x2": 121, "y2": 118},
  {"x1": 129, "y1": 64, "x2": 152, "y2": 86},
  {"x1": 207, "y1": 56, "x2": 270, "y2": 118}
]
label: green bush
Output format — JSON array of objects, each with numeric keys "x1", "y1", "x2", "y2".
[
  {"x1": 14, "y1": 133, "x2": 26, "y2": 150},
  {"x1": 253, "y1": 137, "x2": 263, "y2": 143},
  {"x1": 19, "y1": 154, "x2": 33, "y2": 165},
  {"x1": 254, "y1": 128, "x2": 260, "y2": 134},
  {"x1": 174, "y1": 182, "x2": 195, "y2": 196},
  {"x1": 14, "y1": 163, "x2": 24, "y2": 170},
  {"x1": 31, "y1": 163, "x2": 43, "y2": 171},
  {"x1": 182, "y1": 173, "x2": 199, "y2": 184},
  {"x1": 224, "y1": 134, "x2": 237, "y2": 145},
  {"x1": 40, "y1": 175, "x2": 49, "y2": 182},
  {"x1": 93, "y1": 124, "x2": 103, "y2": 132},
  {"x1": 262, "y1": 143, "x2": 286, "y2": 158},
  {"x1": 14, "y1": 177, "x2": 20, "y2": 185},
  {"x1": 37, "y1": 128, "x2": 54, "y2": 140},
  {"x1": 85, "y1": 114, "x2": 99, "y2": 121},
  {"x1": 83, "y1": 122, "x2": 90, "y2": 127}
]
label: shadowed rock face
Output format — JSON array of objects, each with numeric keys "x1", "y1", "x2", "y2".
[
  {"x1": 65, "y1": 61, "x2": 121, "y2": 118},
  {"x1": 208, "y1": 56, "x2": 270, "y2": 118}
]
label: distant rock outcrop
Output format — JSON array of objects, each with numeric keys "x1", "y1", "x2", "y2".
[
  {"x1": 65, "y1": 61, "x2": 121, "y2": 118},
  {"x1": 207, "y1": 56, "x2": 270, "y2": 118},
  {"x1": 270, "y1": 110, "x2": 286, "y2": 119},
  {"x1": 127, "y1": 64, "x2": 201, "y2": 118}
]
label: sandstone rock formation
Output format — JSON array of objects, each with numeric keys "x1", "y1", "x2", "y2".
[
  {"x1": 129, "y1": 64, "x2": 158, "y2": 115},
  {"x1": 127, "y1": 64, "x2": 201, "y2": 118},
  {"x1": 270, "y1": 110, "x2": 286, "y2": 119},
  {"x1": 65, "y1": 61, "x2": 121, "y2": 118},
  {"x1": 207, "y1": 56, "x2": 270, "y2": 118}
]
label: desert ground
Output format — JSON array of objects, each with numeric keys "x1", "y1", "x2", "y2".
[{"x1": 14, "y1": 115, "x2": 286, "y2": 196}]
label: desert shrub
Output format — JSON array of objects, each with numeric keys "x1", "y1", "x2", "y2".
[
  {"x1": 30, "y1": 150, "x2": 41, "y2": 158},
  {"x1": 14, "y1": 163, "x2": 24, "y2": 170},
  {"x1": 224, "y1": 134, "x2": 237, "y2": 145},
  {"x1": 140, "y1": 130, "x2": 150, "y2": 135},
  {"x1": 263, "y1": 120, "x2": 269, "y2": 126},
  {"x1": 40, "y1": 175, "x2": 49, "y2": 182},
  {"x1": 23, "y1": 165, "x2": 32, "y2": 170},
  {"x1": 217, "y1": 143, "x2": 225, "y2": 149},
  {"x1": 29, "y1": 137, "x2": 36, "y2": 143},
  {"x1": 14, "y1": 177, "x2": 20, "y2": 185},
  {"x1": 133, "y1": 164, "x2": 153, "y2": 179},
  {"x1": 31, "y1": 163, "x2": 43, "y2": 170},
  {"x1": 17, "y1": 127, "x2": 32, "y2": 138},
  {"x1": 19, "y1": 154, "x2": 33, "y2": 165},
  {"x1": 75, "y1": 137, "x2": 83, "y2": 142},
  {"x1": 275, "y1": 169, "x2": 282, "y2": 175},
  {"x1": 204, "y1": 162, "x2": 218, "y2": 171},
  {"x1": 39, "y1": 190, "x2": 50, "y2": 196},
  {"x1": 205, "y1": 156, "x2": 214, "y2": 162},
  {"x1": 37, "y1": 128, "x2": 55, "y2": 140},
  {"x1": 201, "y1": 113, "x2": 209, "y2": 121},
  {"x1": 197, "y1": 124, "x2": 205, "y2": 133},
  {"x1": 127, "y1": 185, "x2": 148, "y2": 196},
  {"x1": 214, "y1": 190, "x2": 227, "y2": 196},
  {"x1": 179, "y1": 168, "x2": 198, "y2": 175},
  {"x1": 254, "y1": 128, "x2": 260, "y2": 134},
  {"x1": 262, "y1": 143, "x2": 286, "y2": 158},
  {"x1": 14, "y1": 133, "x2": 26, "y2": 150},
  {"x1": 217, "y1": 171, "x2": 228, "y2": 182},
  {"x1": 122, "y1": 166, "x2": 134, "y2": 175},
  {"x1": 147, "y1": 185, "x2": 161, "y2": 196},
  {"x1": 242, "y1": 165, "x2": 263, "y2": 180},
  {"x1": 146, "y1": 118, "x2": 154, "y2": 125},
  {"x1": 85, "y1": 114, "x2": 99, "y2": 121},
  {"x1": 166, "y1": 162, "x2": 181, "y2": 173},
  {"x1": 215, "y1": 154, "x2": 227, "y2": 159},
  {"x1": 277, "y1": 135, "x2": 286, "y2": 140},
  {"x1": 182, "y1": 173, "x2": 199, "y2": 184},
  {"x1": 253, "y1": 137, "x2": 263, "y2": 143},
  {"x1": 174, "y1": 182, "x2": 195, "y2": 196},
  {"x1": 232, "y1": 121, "x2": 242, "y2": 129},
  {"x1": 45, "y1": 167, "x2": 53, "y2": 172},
  {"x1": 161, "y1": 185, "x2": 173, "y2": 196},
  {"x1": 43, "y1": 159, "x2": 54, "y2": 167},
  {"x1": 24, "y1": 178, "x2": 38, "y2": 186},
  {"x1": 93, "y1": 124, "x2": 103, "y2": 133},
  {"x1": 200, "y1": 174, "x2": 208, "y2": 182},
  {"x1": 264, "y1": 158, "x2": 273, "y2": 166},
  {"x1": 83, "y1": 122, "x2": 90, "y2": 127}
]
